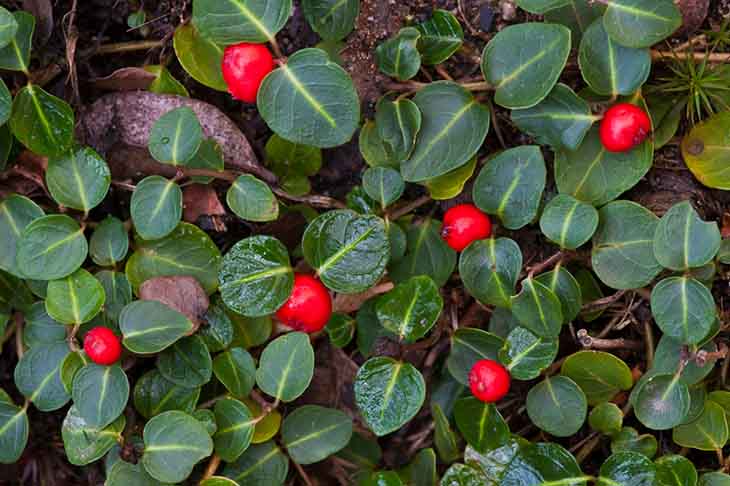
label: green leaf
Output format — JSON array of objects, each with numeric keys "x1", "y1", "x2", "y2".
[
  {"x1": 653, "y1": 201, "x2": 721, "y2": 271},
  {"x1": 359, "y1": 121, "x2": 399, "y2": 169},
  {"x1": 148, "y1": 107, "x2": 203, "y2": 166},
  {"x1": 473, "y1": 146, "x2": 546, "y2": 230},
  {"x1": 540, "y1": 194, "x2": 598, "y2": 249},
  {"x1": 511, "y1": 278, "x2": 563, "y2": 338},
  {"x1": 145, "y1": 65, "x2": 190, "y2": 97},
  {"x1": 222, "y1": 441, "x2": 289, "y2": 485},
  {"x1": 634, "y1": 373, "x2": 690, "y2": 430},
  {"x1": 0, "y1": 124, "x2": 13, "y2": 171},
  {"x1": 23, "y1": 302, "x2": 66, "y2": 347},
  {"x1": 535, "y1": 266, "x2": 583, "y2": 323},
  {"x1": 655, "y1": 455, "x2": 697, "y2": 486},
  {"x1": 201, "y1": 478, "x2": 240, "y2": 486},
  {"x1": 303, "y1": 210, "x2": 389, "y2": 293},
  {"x1": 555, "y1": 126, "x2": 653, "y2": 206},
  {"x1": 401, "y1": 81, "x2": 489, "y2": 182},
  {"x1": 0, "y1": 7, "x2": 18, "y2": 49},
  {"x1": 258, "y1": 48, "x2": 360, "y2": 148},
  {"x1": 681, "y1": 112, "x2": 730, "y2": 190},
  {"x1": 213, "y1": 347, "x2": 256, "y2": 398},
  {"x1": 119, "y1": 300, "x2": 194, "y2": 354},
  {"x1": 198, "y1": 299, "x2": 234, "y2": 352},
  {"x1": 454, "y1": 397, "x2": 509, "y2": 453},
  {"x1": 545, "y1": 1, "x2": 606, "y2": 48},
  {"x1": 561, "y1": 351, "x2": 633, "y2": 405},
  {"x1": 362, "y1": 167, "x2": 405, "y2": 209},
  {"x1": 511, "y1": 83, "x2": 596, "y2": 151},
  {"x1": 375, "y1": 28, "x2": 421, "y2": 81},
  {"x1": 673, "y1": 401, "x2": 728, "y2": 450},
  {"x1": 14, "y1": 341, "x2": 70, "y2": 411},
  {"x1": 336, "y1": 431, "x2": 382, "y2": 469},
  {"x1": 16, "y1": 214, "x2": 87, "y2": 281},
  {"x1": 133, "y1": 370, "x2": 200, "y2": 419},
  {"x1": 446, "y1": 328, "x2": 503, "y2": 385},
  {"x1": 282, "y1": 405, "x2": 352, "y2": 464},
  {"x1": 611, "y1": 427, "x2": 658, "y2": 458},
  {"x1": 389, "y1": 218, "x2": 456, "y2": 287},
  {"x1": 72, "y1": 363, "x2": 129, "y2": 429},
  {"x1": 264, "y1": 134, "x2": 322, "y2": 195},
  {"x1": 432, "y1": 403, "x2": 460, "y2": 463},
  {"x1": 650, "y1": 276, "x2": 715, "y2": 345},
  {"x1": 62, "y1": 405, "x2": 125, "y2": 466},
  {"x1": 142, "y1": 410, "x2": 214, "y2": 483},
  {"x1": 219, "y1": 235, "x2": 294, "y2": 316},
  {"x1": 130, "y1": 176, "x2": 182, "y2": 241},
  {"x1": 399, "y1": 448, "x2": 437, "y2": 486},
  {"x1": 425, "y1": 157, "x2": 477, "y2": 200},
  {"x1": 499, "y1": 327, "x2": 558, "y2": 380},
  {"x1": 482, "y1": 23, "x2": 571, "y2": 109},
  {"x1": 647, "y1": 94, "x2": 684, "y2": 150},
  {"x1": 599, "y1": 451, "x2": 657, "y2": 486},
  {"x1": 376, "y1": 97, "x2": 421, "y2": 164},
  {"x1": 700, "y1": 473, "x2": 730, "y2": 486},
  {"x1": 414, "y1": 9, "x2": 464, "y2": 65},
  {"x1": 302, "y1": 0, "x2": 358, "y2": 40},
  {"x1": 354, "y1": 357, "x2": 425, "y2": 436},
  {"x1": 256, "y1": 332, "x2": 314, "y2": 402},
  {"x1": 46, "y1": 146, "x2": 111, "y2": 212},
  {"x1": 325, "y1": 313, "x2": 356, "y2": 348},
  {"x1": 526, "y1": 376, "x2": 587, "y2": 437},
  {"x1": 0, "y1": 390, "x2": 28, "y2": 464},
  {"x1": 0, "y1": 194, "x2": 44, "y2": 277},
  {"x1": 477, "y1": 442, "x2": 589, "y2": 485},
  {"x1": 213, "y1": 397, "x2": 255, "y2": 462},
  {"x1": 376, "y1": 276, "x2": 442, "y2": 343},
  {"x1": 0, "y1": 11, "x2": 32, "y2": 71},
  {"x1": 126, "y1": 222, "x2": 222, "y2": 295},
  {"x1": 589, "y1": 402, "x2": 623, "y2": 436},
  {"x1": 226, "y1": 174, "x2": 279, "y2": 222},
  {"x1": 158, "y1": 335, "x2": 213, "y2": 387},
  {"x1": 46, "y1": 269, "x2": 105, "y2": 325},
  {"x1": 459, "y1": 238, "x2": 522, "y2": 308},
  {"x1": 193, "y1": 0, "x2": 292, "y2": 44},
  {"x1": 188, "y1": 138, "x2": 225, "y2": 184},
  {"x1": 90, "y1": 216, "x2": 129, "y2": 267},
  {"x1": 681, "y1": 384, "x2": 707, "y2": 425},
  {"x1": 95, "y1": 271, "x2": 132, "y2": 327},
  {"x1": 515, "y1": 0, "x2": 570, "y2": 13},
  {"x1": 173, "y1": 24, "x2": 227, "y2": 92},
  {"x1": 578, "y1": 19, "x2": 651, "y2": 97},
  {"x1": 229, "y1": 312, "x2": 272, "y2": 349},
  {"x1": 602, "y1": 0, "x2": 682, "y2": 48},
  {"x1": 10, "y1": 84, "x2": 74, "y2": 157},
  {"x1": 106, "y1": 461, "x2": 170, "y2": 486},
  {"x1": 651, "y1": 335, "x2": 717, "y2": 385},
  {"x1": 592, "y1": 200, "x2": 662, "y2": 289},
  {"x1": 0, "y1": 78, "x2": 11, "y2": 125}
]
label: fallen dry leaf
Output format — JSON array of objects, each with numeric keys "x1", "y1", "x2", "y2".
[
  {"x1": 183, "y1": 183, "x2": 227, "y2": 231},
  {"x1": 139, "y1": 276, "x2": 210, "y2": 332},
  {"x1": 92, "y1": 67, "x2": 156, "y2": 92}
]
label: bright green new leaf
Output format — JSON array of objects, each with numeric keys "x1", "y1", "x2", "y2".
[
  {"x1": 414, "y1": 9, "x2": 464, "y2": 65},
  {"x1": 10, "y1": 84, "x2": 75, "y2": 157},
  {"x1": 173, "y1": 24, "x2": 227, "y2": 92}
]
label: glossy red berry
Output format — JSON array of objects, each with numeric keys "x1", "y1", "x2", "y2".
[
  {"x1": 275, "y1": 274, "x2": 332, "y2": 333},
  {"x1": 84, "y1": 327, "x2": 122, "y2": 366},
  {"x1": 469, "y1": 359, "x2": 511, "y2": 403},
  {"x1": 599, "y1": 103, "x2": 652, "y2": 152},
  {"x1": 221, "y1": 42, "x2": 274, "y2": 103},
  {"x1": 441, "y1": 203, "x2": 492, "y2": 252}
]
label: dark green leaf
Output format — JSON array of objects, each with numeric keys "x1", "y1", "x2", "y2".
[
  {"x1": 282, "y1": 405, "x2": 352, "y2": 464},
  {"x1": 651, "y1": 335, "x2": 716, "y2": 385},
  {"x1": 589, "y1": 402, "x2": 623, "y2": 436},
  {"x1": 650, "y1": 276, "x2": 715, "y2": 345},
  {"x1": 173, "y1": 24, "x2": 227, "y2": 92},
  {"x1": 0, "y1": 194, "x2": 44, "y2": 277},
  {"x1": 0, "y1": 78, "x2": 11, "y2": 125},
  {"x1": 336, "y1": 431, "x2": 382, "y2": 469},
  {"x1": 148, "y1": 107, "x2": 203, "y2": 165},
  {"x1": 544, "y1": 0, "x2": 606, "y2": 48},
  {"x1": 454, "y1": 397, "x2": 509, "y2": 453},
  {"x1": 634, "y1": 373, "x2": 690, "y2": 430},
  {"x1": 389, "y1": 218, "x2": 456, "y2": 287},
  {"x1": 446, "y1": 328, "x2": 503, "y2": 385},
  {"x1": 610, "y1": 427, "x2": 658, "y2": 458},
  {"x1": 414, "y1": 9, "x2": 464, "y2": 65},
  {"x1": 602, "y1": 0, "x2": 682, "y2": 48},
  {"x1": 499, "y1": 327, "x2": 558, "y2": 380},
  {"x1": 72, "y1": 363, "x2": 129, "y2": 429},
  {"x1": 219, "y1": 235, "x2": 294, "y2": 316},
  {"x1": 376, "y1": 97, "x2": 421, "y2": 164},
  {"x1": 0, "y1": 7, "x2": 18, "y2": 49},
  {"x1": 303, "y1": 210, "x2": 389, "y2": 293},
  {"x1": 213, "y1": 347, "x2": 256, "y2": 398},
  {"x1": 359, "y1": 120, "x2": 399, "y2": 169},
  {"x1": 130, "y1": 176, "x2": 182, "y2": 240},
  {"x1": 653, "y1": 201, "x2": 721, "y2": 271},
  {"x1": 535, "y1": 266, "x2": 583, "y2": 323},
  {"x1": 258, "y1": 48, "x2": 359, "y2": 148},
  {"x1": 655, "y1": 455, "x2": 697, "y2": 486},
  {"x1": 599, "y1": 451, "x2": 657, "y2": 486},
  {"x1": 540, "y1": 194, "x2": 598, "y2": 249},
  {"x1": 23, "y1": 301, "x2": 66, "y2": 347},
  {"x1": 15, "y1": 214, "x2": 87, "y2": 281},
  {"x1": 95, "y1": 271, "x2": 132, "y2": 326},
  {"x1": 511, "y1": 278, "x2": 563, "y2": 338},
  {"x1": 561, "y1": 351, "x2": 633, "y2": 405},
  {"x1": 90, "y1": 217, "x2": 129, "y2": 267},
  {"x1": 106, "y1": 461, "x2": 167, "y2": 486},
  {"x1": 119, "y1": 300, "x2": 194, "y2": 354},
  {"x1": 14, "y1": 341, "x2": 70, "y2": 411},
  {"x1": 302, "y1": 0, "x2": 358, "y2": 40},
  {"x1": 229, "y1": 312, "x2": 272, "y2": 349},
  {"x1": 188, "y1": 138, "x2": 225, "y2": 184},
  {"x1": 226, "y1": 175, "x2": 279, "y2": 222},
  {"x1": 399, "y1": 448, "x2": 436, "y2": 486},
  {"x1": 459, "y1": 238, "x2": 522, "y2": 308},
  {"x1": 62, "y1": 405, "x2": 125, "y2": 466},
  {"x1": 157, "y1": 335, "x2": 212, "y2": 387},
  {"x1": 222, "y1": 440, "x2": 289, "y2": 485},
  {"x1": 193, "y1": 0, "x2": 292, "y2": 44},
  {"x1": 256, "y1": 332, "x2": 314, "y2": 402},
  {"x1": 133, "y1": 369, "x2": 200, "y2": 419},
  {"x1": 354, "y1": 357, "x2": 426, "y2": 436},
  {"x1": 213, "y1": 397, "x2": 255, "y2": 462},
  {"x1": 401, "y1": 82, "x2": 489, "y2": 182},
  {"x1": 362, "y1": 167, "x2": 405, "y2": 209},
  {"x1": 46, "y1": 269, "x2": 104, "y2": 327},
  {"x1": 673, "y1": 401, "x2": 728, "y2": 451},
  {"x1": 0, "y1": 389, "x2": 28, "y2": 464},
  {"x1": 46, "y1": 147, "x2": 110, "y2": 212},
  {"x1": 325, "y1": 313, "x2": 355, "y2": 348},
  {"x1": 526, "y1": 376, "x2": 587, "y2": 437},
  {"x1": 10, "y1": 84, "x2": 74, "y2": 157},
  {"x1": 473, "y1": 146, "x2": 546, "y2": 230},
  {"x1": 376, "y1": 276, "x2": 442, "y2": 343},
  {"x1": 0, "y1": 11, "x2": 33, "y2": 72},
  {"x1": 199, "y1": 296, "x2": 234, "y2": 352},
  {"x1": 699, "y1": 473, "x2": 730, "y2": 486},
  {"x1": 375, "y1": 28, "x2": 421, "y2": 81}
]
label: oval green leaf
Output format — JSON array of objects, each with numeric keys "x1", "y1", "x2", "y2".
[
  {"x1": 193, "y1": 0, "x2": 292, "y2": 44},
  {"x1": 0, "y1": 194, "x2": 44, "y2": 277},
  {"x1": 213, "y1": 397, "x2": 255, "y2": 462},
  {"x1": 173, "y1": 24, "x2": 227, "y2": 92},
  {"x1": 511, "y1": 278, "x2": 563, "y2": 338},
  {"x1": 561, "y1": 350, "x2": 633, "y2": 405},
  {"x1": 389, "y1": 218, "x2": 456, "y2": 287},
  {"x1": 157, "y1": 335, "x2": 213, "y2": 387},
  {"x1": 14, "y1": 341, "x2": 70, "y2": 411},
  {"x1": 226, "y1": 174, "x2": 279, "y2": 222},
  {"x1": 119, "y1": 300, "x2": 194, "y2": 354},
  {"x1": 148, "y1": 107, "x2": 203, "y2": 166},
  {"x1": 634, "y1": 373, "x2": 690, "y2": 430},
  {"x1": 213, "y1": 347, "x2": 256, "y2": 398},
  {"x1": 653, "y1": 200, "x2": 721, "y2": 271},
  {"x1": 0, "y1": 390, "x2": 28, "y2": 464},
  {"x1": 46, "y1": 269, "x2": 105, "y2": 325},
  {"x1": 72, "y1": 363, "x2": 129, "y2": 429},
  {"x1": 90, "y1": 216, "x2": 129, "y2": 267},
  {"x1": 459, "y1": 237, "x2": 522, "y2": 308},
  {"x1": 256, "y1": 332, "x2": 314, "y2": 402},
  {"x1": 222, "y1": 441, "x2": 289, "y2": 485},
  {"x1": 540, "y1": 194, "x2": 598, "y2": 250},
  {"x1": 454, "y1": 397, "x2": 509, "y2": 453},
  {"x1": 499, "y1": 327, "x2": 559, "y2": 381},
  {"x1": 526, "y1": 376, "x2": 587, "y2": 437},
  {"x1": 414, "y1": 9, "x2": 464, "y2": 65},
  {"x1": 282, "y1": 405, "x2": 352, "y2": 464},
  {"x1": 133, "y1": 369, "x2": 200, "y2": 419},
  {"x1": 16, "y1": 214, "x2": 87, "y2": 281},
  {"x1": 62, "y1": 405, "x2": 125, "y2": 466},
  {"x1": 10, "y1": 84, "x2": 74, "y2": 157},
  {"x1": 130, "y1": 176, "x2": 183, "y2": 241},
  {"x1": 602, "y1": 0, "x2": 682, "y2": 48},
  {"x1": 375, "y1": 275, "x2": 442, "y2": 343},
  {"x1": 46, "y1": 146, "x2": 111, "y2": 212},
  {"x1": 446, "y1": 329, "x2": 503, "y2": 385},
  {"x1": 651, "y1": 276, "x2": 716, "y2": 345},
  {"x1": 375, "y1": 27, "x2": 421, "y2": 81},
  {"x1": 302, "y1": 0, "x2": 358, "y2": 41}
]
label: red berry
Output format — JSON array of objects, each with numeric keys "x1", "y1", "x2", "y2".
[
  {"x1": 599, "y1": 103, "x2": 652, "y2": 152},
  {"x1": 469, "y1": 359, "x2": 511, "y2": 403},
  {"x1": 275, "y1": 274, "x2": 332, "y2": 333},
  {"x1": 221, "y1": 43, "x2": 274, "y2": 103},
  {"x1": 84, "y1": 327, "x2": 122, "y2": 366},
  {"x1": 441, "y1": 204, "x2": 492, "y2": 252}
]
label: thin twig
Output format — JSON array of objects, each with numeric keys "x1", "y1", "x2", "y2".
[
  {"x1": 83, "y1": 39, "x2": 166, "y2": 57},
  {"x1": 581, "y1": 290, "x2": 626, "y2": 312},
  {"x1": 526, "y1": 251, "x2": 563, "y2": 279},
  {"x1": 14, "y1": 313, "x2": 24, "y2": 359},
  {"x1": 67, "y1": 323, "x2": 81, "y2": 353},
  {"x1": 292, "y1": 459, "x2": 314, "y2": 486},
  {"x1": 201, "y1": 454, "x2": 221, "y2": 481},
  {"x1": 651, "y1": 50, "x2": 730, "y2": 63},
  {"x1": 387, "y1": 194, "x2": 432, "y2": 221},
  {"x1": 576, "y1": 329, "x2": 643, "y2": 350}
]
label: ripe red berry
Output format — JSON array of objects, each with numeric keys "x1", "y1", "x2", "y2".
[
  {"x1": 84, "y1": 327, "x2": 122, "y2": 366},
  {"x1": 441, "y1": 203, "x2": 492, "y2": 252},
  {"x1": 275, "y1": 274, "x2": 332, "y2": 333},
  {"x1": 599, "y1": 103, "x2": 652, "y2": 152},
  {"x1": 221, "y1": 42, "x2": 274, "y2": 103},
  {"x1": 469, "y1": 359, "x2": 511, "y2": 403}
]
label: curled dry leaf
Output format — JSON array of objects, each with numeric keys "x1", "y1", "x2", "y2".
[
  {"x1": 92, "y1": 67, "x2": 156, "y2": 91},
  {"x1": 76, "y1": 91, "x2": 274, "y2": 182},
  {"x1": 676, "y1": 0, "x2": 710, "y2": 35},
  {"x1": 183, "y1": 183, "x2": 227, "y2": 231},
  {"x1": 139, "y1": 275, "x2": 210, "y2": 332}
]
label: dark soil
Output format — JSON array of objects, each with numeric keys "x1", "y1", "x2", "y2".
[{"x1": 1, "y1": 0, "x2": 730, "y2": 484}]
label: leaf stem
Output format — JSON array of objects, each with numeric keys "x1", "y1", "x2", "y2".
[
  {"x1": 387, "y1": 194, "x2": 431, "y2": 221},
  {"x1": 14, "y1": 313, "x2": 24, "y2": 359},
  {"x1": 201, "y1": 453, "x2": 221, "y2": 481}
]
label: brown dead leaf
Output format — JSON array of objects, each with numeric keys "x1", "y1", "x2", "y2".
[
  {"x1": 676, "y1": 0, "x2": 710, "y2": 35},
  {"x1": 92, "y1": 67, "x2": 156, "y2": 91},
  {"x1": 183, "y1": 184, "x2": 227, "y2": 231},
  {"x1": 23, "y1": 0, "x2": 53, "y2": 45},
  {"x1": 139, "y1": 276, "x2": 209, "y2": 332},
  {"x1": 333, "y1": 281, "x2": 394, "y2": 314},
  {"x1": 77, "y1": 91, "x2": 274, "y2": 183}
]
